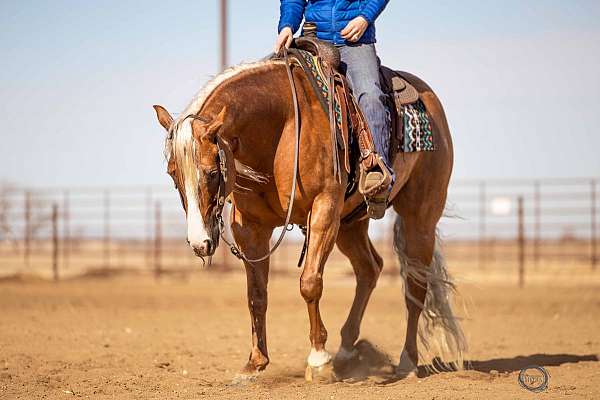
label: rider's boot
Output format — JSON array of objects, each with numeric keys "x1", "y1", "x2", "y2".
[{"x1": 353, "y1": 111, "x2": 394, "y2": 219}]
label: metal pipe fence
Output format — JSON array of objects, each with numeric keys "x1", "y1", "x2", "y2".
[{"x1": 0, "y1": 178, "x2": 597, "y2": 282}]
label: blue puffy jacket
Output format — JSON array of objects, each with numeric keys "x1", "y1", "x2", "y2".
[{"x1": 278, "y1": 0, "x2": 389, "y2": 45}]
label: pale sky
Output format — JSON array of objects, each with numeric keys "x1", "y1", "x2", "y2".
[{"x1": 1, "y1": 0, "x2": 599, "y2": 187}]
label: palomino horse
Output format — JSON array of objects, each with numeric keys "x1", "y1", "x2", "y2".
[{"x1": 153, "y1": 56, "x2": 466, "y2": 380}]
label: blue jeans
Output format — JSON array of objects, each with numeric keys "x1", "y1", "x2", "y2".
[{"x1": 338, "y1": 44, "x2": 391, "y2": 170}]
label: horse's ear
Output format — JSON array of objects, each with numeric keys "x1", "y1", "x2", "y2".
[
  {"x1": 195, "y1": 106, "x2": 227, "y2": 143},
  {"x1": 153, "y1": 105, "x2": 174, "y2": 131}
]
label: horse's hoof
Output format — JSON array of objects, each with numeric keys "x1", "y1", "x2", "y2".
[
  {"x1": 332, "y1": 347, "x2": 360, "y2": 373},
  {"x1": 305, "y1": 362, "x2": 336, "y2": 383},
  {"x1": 395, "y1": 350, "x2": 418, "y2": 379}
]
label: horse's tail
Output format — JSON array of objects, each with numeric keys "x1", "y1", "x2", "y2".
[{"x1": 393, "y1": 216, "x2": 468, "y2": 372}]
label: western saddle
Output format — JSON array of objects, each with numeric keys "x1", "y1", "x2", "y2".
[{"x1": 284, "y1": 36, "x2": 421, "y2": 219}]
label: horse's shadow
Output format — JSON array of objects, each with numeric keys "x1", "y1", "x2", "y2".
[{"x1": 333, "y1": 340, "x2": 599, "y2": 385}]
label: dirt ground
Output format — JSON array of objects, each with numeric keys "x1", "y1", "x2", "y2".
[{"x1": 1, "y1": 269, "x2": 599, "y2": 400}]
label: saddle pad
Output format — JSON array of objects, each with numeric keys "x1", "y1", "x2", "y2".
[{"x1": 401, "y1": 100, "x2": 435, "y2": 152}]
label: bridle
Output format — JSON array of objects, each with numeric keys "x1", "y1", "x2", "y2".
[{"x1": 178, "y1": 47, "x2": 301, "y2": 266}]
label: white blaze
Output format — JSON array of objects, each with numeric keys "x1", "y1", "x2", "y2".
[
  {"x1": 172, "y1": 119, "x2": 210, "y2": 248},
  {"x1": 185, "y1": 184, "x2": 209, "y2": 247}
]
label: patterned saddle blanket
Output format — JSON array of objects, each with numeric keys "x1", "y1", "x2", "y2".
[{"x1": 380, "y1": 66, "x2": 435, "y2": 154}]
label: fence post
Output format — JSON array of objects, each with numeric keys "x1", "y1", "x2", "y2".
[
  {"x1": 52, "y1": 203, "x2": 59, "y2": 281},
  {"x1": 154, "y1": 201, "x2": 162, "y2": 278},
  {"x1": 518, "y1": 196, "x2": 525, "y2": 288},
  {"x1": 62, "y1": 190, "x2": 70, "y2": 269},
  {"x1": 533, "y1": 181, "x2": 541, "y2": 268},
  {"x1": 591, "y1": 179, "x2": 597, "y2": 270},
  {"x1": 220, "y1": 0, "x2": 228, "y2": 72},
  {"x1": 145, "y1": 187, "x2": 153, "y2": 269},
  {"x1": 103, "y1": 190, "x2": 110, "y2": 269},
  {"x1": 478, "y1": 182, "x2": 486, "y2": 269},
  {"x1": 24, "y1": 191, "x2": 31, "y2": 268}
]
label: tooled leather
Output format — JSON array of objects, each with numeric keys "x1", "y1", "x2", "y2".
[{"x1": 294, "y1": 37, "x2": 341, "y2": 71}]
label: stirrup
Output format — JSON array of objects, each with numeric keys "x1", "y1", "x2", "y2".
[
  {"x1": 358, "y1": 155, "x2": 392, "y2": 220},
  {"x1": 364, "y1": 173, "x2": 389, "y2": 219},
  {"x1": 358, "y1": 155, "x2": 393, "y2": 197}
]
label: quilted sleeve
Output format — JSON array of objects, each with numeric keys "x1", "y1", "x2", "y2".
[
  {"x1": 359, "y1": 0, "x2": 390, "y2": 24},
  {"x1": 278, "y1": 0, "x2": 308, "y2": 34}
]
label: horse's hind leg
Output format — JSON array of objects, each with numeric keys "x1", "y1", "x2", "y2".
[
  {"x1": 394, "y1": 210, "x2": 467, "y2": 376},
  {"x1": 393, "y1": 210, "x2": 437, "y2": 377},
  {"x1": 333, "y1": 218, "x2": 382, "y2": 369},
  {"x1": 230, "y1": 208, "x2": 274, "y2": 380}
]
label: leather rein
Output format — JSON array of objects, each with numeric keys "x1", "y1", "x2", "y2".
[{"x1": 184, "y1": 47, "x2": 301, "y2": 265}]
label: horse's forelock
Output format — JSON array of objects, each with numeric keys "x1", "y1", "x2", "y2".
[{"x1": 169, "y1": 119, "x2": 200, "y2": 203}]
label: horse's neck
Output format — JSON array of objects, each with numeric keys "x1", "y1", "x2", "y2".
[{"x1": 207, "y1": 63, "x2": 293, "y2": 173}]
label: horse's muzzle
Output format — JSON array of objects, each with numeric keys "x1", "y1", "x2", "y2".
[{"x1": 189, "y1": 239, "x2": 215, "y2": 257}]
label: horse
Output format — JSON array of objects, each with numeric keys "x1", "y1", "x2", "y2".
[{"x1": 153, "y1": 56, "x2": 466, "y2": 381}]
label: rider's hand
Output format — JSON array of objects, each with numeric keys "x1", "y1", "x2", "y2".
[
  {"x1": 274, "y1": 27, "x2": 293, "y2": 54},
  {"x1": 341, "y1": 16, "x2": 369, "y2": 42}
]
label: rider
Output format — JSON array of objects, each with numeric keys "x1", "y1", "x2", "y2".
[{"x1": 275, "y1": 0, "x2": 393, "y2": 219}]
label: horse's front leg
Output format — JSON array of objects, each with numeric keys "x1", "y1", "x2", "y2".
[
  {"x1": 230, "y1": 208, "x2": 274, "y2": 380},
  {"x1": 300, "y1": 192, "x2": 343, "y2": 379}
]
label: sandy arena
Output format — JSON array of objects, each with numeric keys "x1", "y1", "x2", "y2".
[{"x1": 1, "y1": 269, "x2": 599, "y2": 399}]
